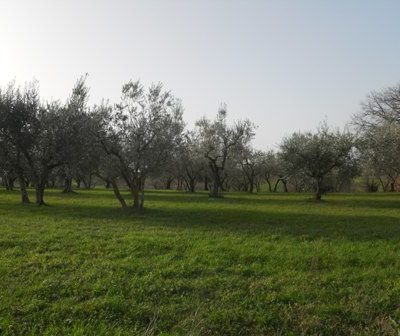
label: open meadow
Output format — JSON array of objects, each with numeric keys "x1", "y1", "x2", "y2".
[{"x1": 0, "y1": 189, "x2": 400, "y2": 335}]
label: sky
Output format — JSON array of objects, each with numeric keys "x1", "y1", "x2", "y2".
[{"x1": 1, "y1": 0, "x2": 400, "y2": 149}]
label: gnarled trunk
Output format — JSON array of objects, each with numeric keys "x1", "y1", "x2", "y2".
[
  {"x1": 210, "y1": 169, "x2": 222, "y2": 198},
  {"x1": 204, "y1": 177, "x2": 208, "y2": 191},
  {"x1": 188, "y1": 177, "x2": 196, "y2": 192},
  {"x1": 315, "y1": 179, "x2": 323, "y2": 201},
  {"x1": 62, "y1": 177, "x2": 73, "y2": 193},
  {"x1": 83, "y1": 175, "x2": 92, "y2": 189},
  {"x1": 176, "y1": 177, "x2": 183, "y2": 190},
  {"x1": 249, "y1": 173, "x2": 254, "y2": 193},
  {"x1": 111, "y1": 180, "x2": 127, "y2": 209},
  {"x1": 18, "y1": 176, "x2": 30, "y2": 204},
  {"x1": 130, "y1": 175, "x2": 144, "y2": 210},
  {"x1": 35, "y1": 178, "x2": 46, "y2": 205},
  {"x1": 5, "y1": 177, "x2": 15, "y2": 191},
  {"x1": 266, "y1": 178, "x2": 272, "y2": 192},
  {"x1": 164, "y1": 177, "x2": 173, "y2": 190}
]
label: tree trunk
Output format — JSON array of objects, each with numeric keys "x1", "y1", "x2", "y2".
[
  {"x1": 273, "y1": 179, "x2": 280, "y2": 192},
  {"x1": 132, "y1": 187, "x2": 140, "y2": 209},
  {"x1": 210, "y1": 170, "x2": 222, "y2": 197},
  {"x1": 165, "y1": 177, "x2": 173, "y2": 190},
  {"x1": 315, "y1": 179, "x2": 323, "y2": 201},
  {"x1": 86, "y1": 175, "x2": 92, "y2": 189},
  {"x1": 378, "y1": 177, "x2": 386, "y2": 192},
  {"x1": 130, "y1": 176, "x2": 142, "y2": 210},
  {"x1": 266, "y1": 179, "x2": 272, "y2": 192},
  {"x1": 76, "y1": 179, "x2": 81, "y2": 189},
  {"x1": 105, "y1": 180, "x2": 111, "y2": 188},
  {"x1": 6, "y1": 177, "x2": 15, "y2": 191},
  {"x1": 282, "y1": 179, "x2": 288, "y2": 192},
  {"x1": 249, "y1": 174, "x2": 254, "y2": 193},
  {"x1": 176, "y1": 177, "x2": 183, "y2": 190},
  {"x1": 140, "y1": 188, "x2": 145, "y2": 209},
  {"x1": 35, "y1": 179, "x2": 46, "y2": 205},
  {"x1": 62, "y1": 177, "x2": 73, "y2": 193},
  {"x1": 111, "y1": 180, "x2": 127, "y2": 209},
  {"x1": 189, "y1": 177, "x2": 196, "y2": 192},
  {"x1": 18, "y1": 176, "x2": 30, "y2": 204},
  {"x1": 204, "y1": 177, "x2": 208, "y2": 191}
]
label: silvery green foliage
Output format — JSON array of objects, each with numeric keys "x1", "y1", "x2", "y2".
[
  {"x1": 196, "y1": 105, "x2": 255, "y2": 197},
  {"x1": 60, "y1": 75, "x2": 93, "y2": 192},
  {"x1": 0, "y1": 80, "x2": 87, "y2": 204},
  {"x1": 237, "y1": 148, "x2": 269, "y2": 192},
  {"x1": 96, "y1": 80, "x2": 185, "y2": 209},
  {"x1": 279, "y1": 123, "x2": 355, "y2": 200},
  {"x1": 176, "y1": 130, "x2": 206, "y2": 192},
  {"x1": 0, "y1": 82, "x2": 34, "y2": 197},
  {"x1": 360, "y1": 122, "x2": 400, "y2": 191}
]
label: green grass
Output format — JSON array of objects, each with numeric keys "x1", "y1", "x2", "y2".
[{"x1": 1, "y1": 189, "x2": 400, "y2": 335}]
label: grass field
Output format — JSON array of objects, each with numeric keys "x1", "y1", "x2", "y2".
[{"x1": 1, "y1": 189, "x2": 400, "y2": 335}]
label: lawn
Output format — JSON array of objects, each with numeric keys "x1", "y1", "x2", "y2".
[{"x1": 0, "y1": 189, "x2": 400, "y2": 335}]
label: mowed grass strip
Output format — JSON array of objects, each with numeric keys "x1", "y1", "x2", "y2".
[{"x1": 0, "y1": 189, "x2": 400, "y2": 335}]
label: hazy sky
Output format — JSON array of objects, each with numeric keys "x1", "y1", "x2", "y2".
[{"x1": 1, "y1": 0, "x2": 400, "y2": 149}]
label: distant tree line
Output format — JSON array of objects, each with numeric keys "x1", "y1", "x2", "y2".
[{"x1": 0, "y1": 76, "x2": 399, "y2": 208}]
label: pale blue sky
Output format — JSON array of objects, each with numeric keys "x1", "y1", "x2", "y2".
[{"x1": 1, "y1": 0, "x2": 399, "y2": 149}]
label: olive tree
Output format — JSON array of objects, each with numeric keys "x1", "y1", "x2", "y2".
[
  {"x1": 176, "y1": 131, "x2": 205, "y2": 192},
  {"x1": 95, "y1": 80, "x2": 184, "y2": 210},
  {"x1": 279, "y1": 124, "x2": 355, "y2": 201},
  {"x1": 360, "y1": 122, "x2": 400, "y2": 191},
  {"x1": 60, "y1": 75, "x2": 91, "y2": 193},
  {"x1": 0, "y1": 82, "x2": 39, "y2": 204},
  {"x1": 196, "y1": 105, "x2": 255, "y2": 197},
  {"x1": 29, "y1": 101, "x2": 87, "y2": 205},
  {"x1": 354, "y1": 83, "x2": 400, "y2": 191}
]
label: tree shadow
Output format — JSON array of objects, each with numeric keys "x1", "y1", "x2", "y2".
[{"x1": 1, "y1": 189, "x2": 399, "y2": 242}]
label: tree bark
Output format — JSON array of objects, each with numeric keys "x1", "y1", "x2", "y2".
[
  {"x1": 6, "y1": 177, "x2": 15, "y2": 191},
  {"x1": 111, "y1": 180, "x2": 127, "y2": 209},
  {"x1": 165, "y1": 177, "x2": 173, "y2": 190},
  {"x1": 315, "y1": 179, "x2": 323, "y2": 201},
  {"x1": 282, "y1": 179, "x2": 288, "y2": 193},
  {"x1": 132, "y1": 186, "x2": 140, "y2": 209},
  {"x1": 266, "y1": 179, "x2": 272, "y2": 192},
  {"x1": 62, "y1": 177, "x2": 73, "y2": 193},
  {"x1": 130, "y1": 176, "x2": 142, "y2": 210},
  {"x1": 140, "y1": 188, "x2": 145, "y2": 209},
  {"x1": 18, "y1": 176, "x2": 30, "y2": 204},
  {"x1": 189, "y1": 177, "x2": 196, "y2": 192},
  {"x1": 273, "y1": 179, "x2": 280, "y2": 192},
  {"x1": 249, "y1": 173, "x2": 254, "y2": 193},
  {"x1": 378, "y1": 177, "x2": 386, "y2": 192},
  {"x1": 210, "y1": 169, "x2": 222, "y2": 197},
  {"x1": 176, "y1": 177, "x2": 183, "y2": 190},
  {"x1": 35, "y1": 178, "x2": 46, "y2": 205},
  {"x1": 204, "y1": 177, "x2": 208, "y2": 191},
  {"x1": 85, "y1": 175, "x2": 92, "y2": 189}
]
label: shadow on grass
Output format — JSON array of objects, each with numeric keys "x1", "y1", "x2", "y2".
[{"x1": 1, "y1": 189, "x2": 399, "y2": 242}]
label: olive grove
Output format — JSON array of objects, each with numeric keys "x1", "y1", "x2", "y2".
[{"x1": 1, "y1": 77, "x2": 400, "y2": 207}]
